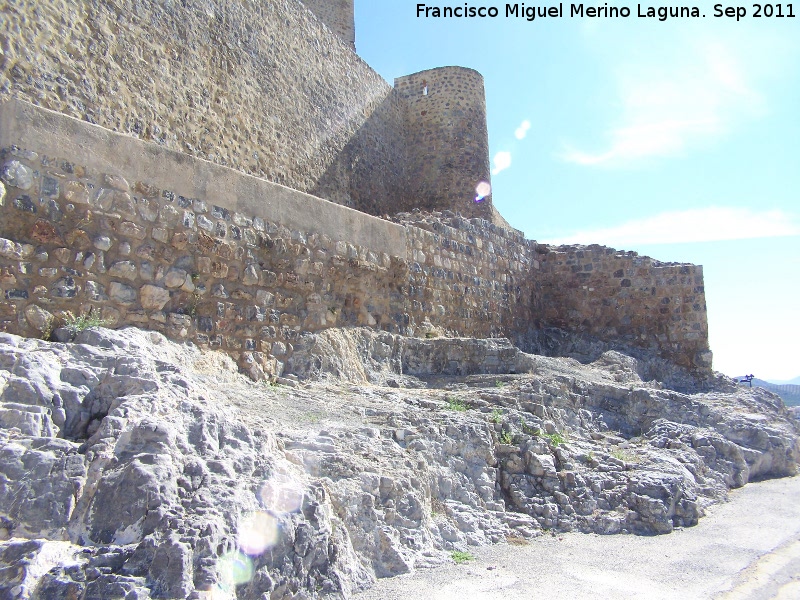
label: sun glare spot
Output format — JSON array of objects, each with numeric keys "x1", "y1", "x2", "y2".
[
  {"x1": 259, "y1": 473, "x2": 305, "y2": 514},
  {"x1": 238, "y1": 511, "x2": 280, "y2": 556},
  {"x1": 475, "y1": 180, "x2": 492, "y2": 202},
  {"x1": 216, "y1": 551, "x2": 255, "y2": 594}
]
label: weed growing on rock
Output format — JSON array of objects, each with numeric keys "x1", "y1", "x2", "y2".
[
  {"x1": 446, "y1": 397, "x2": 468, "y2": 411},
  {"x1": 611, "y1": 449, "x2": 639, "y2": 463},
  {"x1": 40, "y1": 315, "x2": 55, "y2": 341},
  {"x1": 542, "y1": 431, "x2": 566, "y2": 447},
  {"x1": 490, "y1": 408, "x2": 503, "y2": 424},
  {"x1": 185, "y1": 289, "x2": 201, "y2": 317},
  {"x1": 63, "y1": 310, "x2": 111, "y2": 334},
  {"x1": 451, "y1": 551, "x2": 475, "y2": 564},
  {"x1": 500, "y1": 431, "x2": 514, "y2": 445}
]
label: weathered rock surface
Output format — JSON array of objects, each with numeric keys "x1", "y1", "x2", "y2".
[{"x1": 0, "y1": 327, "x2": 797, "y2": 599}]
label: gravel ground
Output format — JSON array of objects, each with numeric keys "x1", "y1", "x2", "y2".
[{"x1": 354, "y1": 475, "x2": 800, "y2": 600}]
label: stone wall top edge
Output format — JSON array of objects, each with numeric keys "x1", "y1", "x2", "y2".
[
  {"x1": 544, "y1": 243, "x2": 701, "y2": 268},
  {"x1": 394, "y1": 65, "x2": 485, "y2": 85},
  {"x1": 0, "y1": 98, "x2": 407, "y2": 259},
  {"x1": 393, "y1": 210, "x2": 533, "y2": 245}
]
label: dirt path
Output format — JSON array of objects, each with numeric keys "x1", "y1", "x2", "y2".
[{"x1": 355, "y1": 476, "x2": 800, "y2": 600}]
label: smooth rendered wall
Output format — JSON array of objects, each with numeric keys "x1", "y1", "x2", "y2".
[
  {"x1": 0, "y1": 0, "x2": 407, "y2": 214},
  {"x1": 395, "y1": 68, "x2": 493, "y2": 222}
]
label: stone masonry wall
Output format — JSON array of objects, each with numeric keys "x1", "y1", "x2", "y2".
[
  {"x1": 394, "y1": 68, "x2": 493, "y2": 221},
  {"x1": 0, "y1": 0, "x2": 407, "y2": 215},
  {"x1": 0, "y1": 101, "x2": 712, "y2": 381},
  {"x1": 301, "y1": 0, "x2": 356, "y2": 50},
  {"x1": 0, "y1": 0, "x2": 511, "y2": 224},
  {"x1": 536, "y1": 246, "x2": 712, "y2": 371},
  {"x1": 0, "y1": 100, "x2": 538, "y2": 379},
  {"x1": 395, "y1": 211, "x2": 536, "y2": 339}
]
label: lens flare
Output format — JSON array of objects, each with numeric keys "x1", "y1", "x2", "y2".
[
  {"x1": 259, "y1": 473, "x2": 304, "y2": 514},
  {"x1": 238, "y1": 511, "x2": 279, "y2": 556},
  {"x1": 475, "y1": 181, "x2": 492, "y2": 203},
  {"x1": 217, "y1": 550, "x2": 254, "y2": 591}
]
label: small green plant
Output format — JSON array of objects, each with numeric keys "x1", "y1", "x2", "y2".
[
  {"x1": 543, "y1": 432, "x2": 566, "y2": 447},
  {"x1": 586, "y1": 451, "x2": 595, "y2": 462},
  {"x1": 40, "y1": 315, "x2": 55, "y2": 341},
  {"x1": 185, "y1": 289, "x2": 201, "y2": 317},
  {"x1": 499, "y1": 431, "x2": 513, "y2": 445},
  {"x1": 446, "y1": 397, "x2": 468, "y2": 412},
  {"x1": 63, "y1": 310, "x2": 111, "y2": 333},
  {"x1": 451, "y1": 551, "x2": 475, "y2": 564},
  {"x1": 490, "y1": 408, "x2": 503, "y2": 424},
  {"x1": 495, "y1": 380, "x2": 506, "y2": 388},
  {"x1": 611, "y1": 449, "x2": 639, "y2": 463}
]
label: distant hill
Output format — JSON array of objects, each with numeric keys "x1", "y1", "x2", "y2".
[
  {"x1": 768, "y1": 376, "x2": 800, "y2": 386},
  {"x1": 734, "y1": 376, "x2": 800, "y2": 407}
]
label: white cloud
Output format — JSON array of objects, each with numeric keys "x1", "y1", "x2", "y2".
[
  {"x1": 543, "y1": 207, "x2": 800, "y2": 246},
  {"x1": 560, "y1": 40, "x2": 765, "y2": 167},
  {"x1": 492, "y1": 151, "x2": 512, "y2": 175},
  {"x1": 515, "y1": 120, "x2": 531, "y2": 140}
]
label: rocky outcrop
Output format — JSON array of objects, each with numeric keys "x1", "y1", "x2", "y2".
[{"x1": 0, "y1": 327, "x2": 797, "y2": 599}]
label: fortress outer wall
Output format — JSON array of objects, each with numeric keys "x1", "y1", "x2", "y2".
[
  {"x1": 301, "y1": 0, "x2": 356, "y2": 50},
  {"x1": 0, "y1": 0, "x2": 406, "y2": 215}
]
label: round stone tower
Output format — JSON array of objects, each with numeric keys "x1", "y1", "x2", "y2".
[{"x1": 394, "y1": 67, "x2": 492, "y2": 221}]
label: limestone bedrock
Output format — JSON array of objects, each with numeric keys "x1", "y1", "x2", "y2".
[{"x1": 0, "y1": 327, "x2": 797, "y2": 599}]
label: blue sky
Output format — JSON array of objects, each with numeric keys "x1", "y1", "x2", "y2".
[{"x1": 355, "y1": 2, "x2": 799, "y2": 381}]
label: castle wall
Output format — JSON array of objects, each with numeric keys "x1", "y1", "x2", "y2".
[
  {"x1": 536, "y1": 246, "x2": 712, "y2": 371},
  {"x1": 394, "y1": 212, "x2": 537, "y2": 340},
  {"x1": 394, "y1": 68, "x2": 493, "y2": 221},
  {"x1": 0, "y1": 0, "x2": 407, "y2": 215},
  {"x1": 301, "y1": 0, "x2": 356, "y2": 50},
  {"x1": 0, "y1": 100, "x2": 535, "y2": 378},
  {"x1": 0, "y1": 100, "x2": 712, "y2": 382}
]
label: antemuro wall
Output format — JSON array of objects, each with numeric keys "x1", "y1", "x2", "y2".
[
  {"x1": 0, "y1": 0, "x2": 501, "y2": 222},
  {"x1": 536, "y1": 246, "x2": 712, "y2": 373},
  {"x1": 0, "y1": 99, "x2": 533, "y2": 379},
  {"x1": 0, "y1": 100, "x2": 711, "y2": 383}
]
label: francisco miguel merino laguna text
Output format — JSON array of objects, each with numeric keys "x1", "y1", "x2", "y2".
[{"x1": 416, "y1": 3, "x2": 797, "y2": 20}]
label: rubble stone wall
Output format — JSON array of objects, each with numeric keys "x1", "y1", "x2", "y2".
[
  {"x1": 301, "y1": 0, "x2": 356, "y2": 49},
  {"x1": 0, "y1": 100, "x2": 712, "y2": 380},
  {"x1": 395, "y1": 212, "x2": 536, "y2": 340},
  {"x1": 0, "y1": 0, "x2": 407, "y2": 215},
  {"x1": 536, "y1": 246, "x2": 712, "y2": 371}
]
